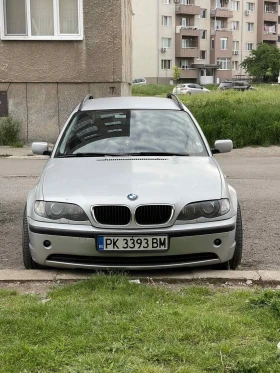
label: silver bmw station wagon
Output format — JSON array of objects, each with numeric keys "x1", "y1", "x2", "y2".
[{"x1": 23, "y1": 94, "x2": 242, "y2": 270}]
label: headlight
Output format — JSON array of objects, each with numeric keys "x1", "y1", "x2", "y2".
[
  {"x1": 35, "y1": 201, "x2": 88, "y2": 221},
  {"x1": 177, "y1": 199, "x2": 230, "y2": 221}
]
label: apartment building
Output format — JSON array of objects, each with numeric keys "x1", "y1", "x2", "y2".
[{"x1": 132, "y1": 0, "x2": 279, "y2": 84}]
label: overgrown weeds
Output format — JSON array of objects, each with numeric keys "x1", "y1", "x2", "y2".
[
  {"x1": 0, "y1": 117, "x2": 23, "y2": 147},
  {"x1": 132, "y1": 84, "x2": 280, "y2": 147},
  {"x1": 185, "y1": 90, "x2": 280, "y2": 147}
]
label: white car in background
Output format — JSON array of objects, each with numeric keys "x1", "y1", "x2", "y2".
[
  {"x1": 173, "y1": 84, "x2": 210, "y2": 95},
  {"x1": 132, "y1": 78, "x2": 147, "y2": 86}
]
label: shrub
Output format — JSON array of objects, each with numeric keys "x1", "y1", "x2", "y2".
[
  {"x1": 0, "y1": 117, "x2": 22, "y2": 146},
  {"x1": 182, "y1": 90, "x2": 280, "y2": 148}
]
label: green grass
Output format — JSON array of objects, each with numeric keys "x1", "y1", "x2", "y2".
[
  {"x1": 132, "y1": 84, "x2": 175, "y2": 97},
  {"x1": 1, "y1": 275, "x2": 280, "y2": 372},
  {"x1": 132, "y1": 84, "x2": 280, "y2": 148}
]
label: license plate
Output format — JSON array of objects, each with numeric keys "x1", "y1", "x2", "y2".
[{"x1": 97, "y1": 236, "x2": 168, "y2": 251}]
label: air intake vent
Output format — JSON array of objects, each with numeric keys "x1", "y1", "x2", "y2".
[
  {"x1": 93, "y1": 206, "x2": 131, "y2": 225},
  {"x1": 96, "y1": 158, "x2": 168, "y2": 162},
  {"x1": 135, "y1": 205, "x2": 173, "y2": 225}
]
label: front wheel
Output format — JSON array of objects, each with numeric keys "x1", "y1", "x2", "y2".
[
  {"x1": 22, "y1": 205, "x2": 45, "y2": 269},
  {"x1": 218, "y1": 202, "x2": 243, "y2": 270}
]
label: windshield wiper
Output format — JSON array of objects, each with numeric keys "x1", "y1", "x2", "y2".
[
  {"x1": 130, "y1": 152, "x2": 190, "y2": 157},
  {"x1": 57, "y1": 153, "x2": 108, "y2": 158},
  {"x1": 57, "y1": 152, "x2": 190, "y2": 158}
]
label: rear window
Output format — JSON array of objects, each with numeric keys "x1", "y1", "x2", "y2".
[
  {"x1": 220, "y1": 82, "x2": 232, "y2": 87},
  {"x1": 55, "y1": 110, "x2": 208, "y2": 157}
]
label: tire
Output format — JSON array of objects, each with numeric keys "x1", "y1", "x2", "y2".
[
  {"x1": 218, "y1": 202, "x2": 243, "y2": 270},
  {"x1": 22, "y1": 205, "x2": 44, "y2": 269}
]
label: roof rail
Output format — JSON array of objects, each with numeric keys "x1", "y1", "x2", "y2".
[
  {"x1": 166, "y1": 93, "x2": 184, "y2": 111},
  {"x1": 78, "y1": 94, "x2": 94, "y2": 111}
]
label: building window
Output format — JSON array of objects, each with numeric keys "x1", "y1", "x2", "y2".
[
  {"x1": 231, "y1": 21, "x2": 239, "y2": 30},
  {"x1": 211, "y1": 38, "x2": 215, "y2": 49},
  {"x1": 232, "y1": 61, "x2": 238, "y2": 70},
  {"x1": 162, "y1": 16, "x2": 172, "y2": 27},
  {"x1": 246, "y1": 43, "x2": 254, "y2": 50},
  {"x1": 265, "y1": 3, "x2": 276, "y2": 12},
  {"x1": 2, "y1": 0, "x2": 83, "y2": 40},
  {"x1": 180, "y1": 0, "x2": 191, "y2": 4},
  {"x1": 217, "y1": 57, "x2": 231, "y2": 70},
  {"x1": 233, "y1": 40, "x2": 239, "y2": 51},
  {"x1": 162, "y1": 0, "x2": 171, "y2": 3},
  {"x1": 180, "y1": 17, "x2": 190, "y2": 27},
  {"x1": 246, "y1": 22, "x2": 254, "y2": 31},
  {"x1": 201, "y1": 30, "x2": 207, "y2": 39},
  {"x1": 220, "y1": 37, "x2": 228, "y2": 50},
  {"x1": 180, "y1": 60, "x2": 188, "y2": 69},
  {"x1": 182, "y1": 39, "x2": 190, "y2": 48},
  {"x1": 200, "y1": 50, "x2": 206, "y2": 59},
  {"x1": 162, "y1": 38, "x2": 172, "y2": 48},
  {"x1": 247, "y1": 2, "x2": 255, "y2": 12},
  {"x1": 201, "y1": 9, "x2": 207, "y2": 18},
  {"x1": 214, "y1": 20, "x2": 225, "y2": 29},
  {"x1": 231, "y1": 1, "x2": 240, "y2": 10},
  {"x1": 161, "y1": 60, "x2": 171, "y2": 69}
]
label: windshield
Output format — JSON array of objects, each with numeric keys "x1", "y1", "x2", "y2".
[{"x1": 55, "y1": 109, "x2": 208, "y2": 157}]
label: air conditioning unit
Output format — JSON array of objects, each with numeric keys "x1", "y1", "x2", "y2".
[
  {"x1": 161, "y1": 48, "x2": 167, "y2": 53},
  {"x1": 245, "y1": 10, "x2": 250, "y2": 16},
  {"x1": 174, "y1": 0, "x2": 180, "y2": 3}
]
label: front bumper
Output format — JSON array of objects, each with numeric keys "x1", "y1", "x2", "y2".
[{"x1": 28, "y1": 216, "x2": 237, "y2": 270}]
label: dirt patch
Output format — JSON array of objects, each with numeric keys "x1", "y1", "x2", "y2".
[{"x1": 0, "y1": 281, "x2": 57, "y2": 296}]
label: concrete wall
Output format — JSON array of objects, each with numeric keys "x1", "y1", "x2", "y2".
[
  {"x1": 0, "y1": 82, "x2": 130, "y2": 143},
  {"x1": 132, "y1": 0, "x2": 158, "y2": 80}
]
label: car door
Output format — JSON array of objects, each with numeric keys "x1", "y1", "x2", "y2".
[{"x1": 188, "y1": 84, "x2": 199, "y2": 94}]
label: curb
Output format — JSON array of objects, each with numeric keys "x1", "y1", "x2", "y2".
[{"x1": 0, "y1": 270, "x2": 280, "y2": 286}]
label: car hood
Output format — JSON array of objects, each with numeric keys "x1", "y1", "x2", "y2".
[{"x1": 41, "y1": 157, "x2": 222, "y2": 206}]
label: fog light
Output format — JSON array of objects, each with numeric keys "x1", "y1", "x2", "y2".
[
  {"x1": 43, "y1": 240, "x2": 51, "y2": 248},
  {"x1": 214, "y1": 239, "x2": 222, "y2": 247}
]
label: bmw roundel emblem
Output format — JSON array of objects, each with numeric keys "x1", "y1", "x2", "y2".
[{"x1": 127, "y1": 193, "x2": 138, "y2": 201}]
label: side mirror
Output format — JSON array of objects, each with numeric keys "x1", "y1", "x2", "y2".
[
  {"x1": 32, "y1": 142, "x2": 52, "y2": 156},
  {"x1": 212, "y1": 140, "x2": 233, "y2": 154}
]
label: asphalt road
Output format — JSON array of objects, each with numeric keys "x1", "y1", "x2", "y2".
[{"x1": 0, "y1": 148, "x2": 280, "y2": 270}]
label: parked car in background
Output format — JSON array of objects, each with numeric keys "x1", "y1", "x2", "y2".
[
  {"x1": 132, "y1": 78, "x2": 147, "y2": 86},
  {"x1": 23, "y1": 94, "x2": 242, "y2": 271},
  {"x1": 173, "y1": 84, "x2": 210, "y2": 95},
  {"x1": 218, "y1": 80, "x2": 255, "y2": 91}
]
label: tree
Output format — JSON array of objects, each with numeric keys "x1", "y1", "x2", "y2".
[
  {"x1": 240, "y1": 43, "x2": 280, "y2": 82},
  {"x1": 172, "y1": 66, "x2": 181, "y2": 82}
]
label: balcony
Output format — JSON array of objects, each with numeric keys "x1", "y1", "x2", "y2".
[
  {"x1": 176, "y1": 26, "x2": 200, "y2": 37},
  {"x1": 210, "y1": 8, "x2": 233, "y2": 18},
  {"x1": 263, "y1": 32, "x2": 278, "y2": 41},
  {"x1": 211, "y1": 28, "x2": 232, "y2": 36},
  {"x1": 263, "y1": 8, "x2": 278, "y2": 23},
  {"x1": 180, "y1": 68, "x2": 198, "y2": 79},
  {"x1": 176, "y1": 47, "x2": 200, "y2": 58},
  {"x1": 175, "y1": 4, "x2": 200, "y2": 15}
]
